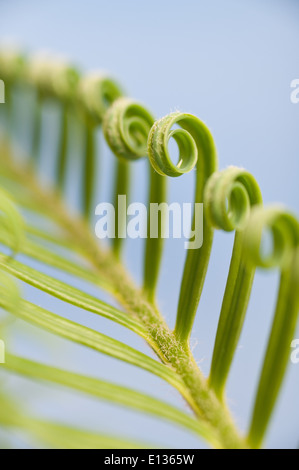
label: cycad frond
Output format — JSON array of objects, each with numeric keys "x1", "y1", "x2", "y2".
[{"x1": 0, "y1": 48, "x2": 298, "y2": 449}]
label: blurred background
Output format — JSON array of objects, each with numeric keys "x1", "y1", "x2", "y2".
[{"x1": 0, "y1": 0, "x2": 298, "y2": 449}]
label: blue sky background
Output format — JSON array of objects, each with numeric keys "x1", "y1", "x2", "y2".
[{"x1": 0, "y1": 0, "x2": 298, "y2": 449}]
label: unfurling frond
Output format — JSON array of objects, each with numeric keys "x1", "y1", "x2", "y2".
[{"x1": 0, "y1": 47, "x2": 298, "y2": 450}]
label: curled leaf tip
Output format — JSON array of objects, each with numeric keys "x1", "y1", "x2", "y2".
[
  {"x1": 103, "y1": 97, "x2": 155, "y2": 161},
  {"x1": 29, "y1": 54, "x2": 80, "y2": 101},
  {"x1": 205, "y1": 166, "x2": 263, "y2": 232},
  {"x1": 147, "y1": 112, "x2": 198, "y2": 177},
  {"x1": 243, "y1": 205, "x2": 299, "y2": 271},
  {"x1": 0, "y1": 47, "x2": 26, "y2": 82},
  {"x1": 80, "y1": 72, "x2": 123, "y2": 124}
]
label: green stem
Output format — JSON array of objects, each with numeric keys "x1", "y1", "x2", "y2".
[
  {"x1": 209, "y1": 231, "x2": 255, "y2": 398},
  {"x1": 112, "y1": 158, "x2": 130, "y2": 258},
  {"x1": 57, "y1": 104, "x2": 69, "y2": 190},
  {"x1": 31, "y1": 90, "x2": 43, "y2": 166},
  {"x1": 82, "y1": 116, "x2": 96, "y2": 220},
  {"x1": 143, "y1": 166, "x2": 167, "y2": 302}
]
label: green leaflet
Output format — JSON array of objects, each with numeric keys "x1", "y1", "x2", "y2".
[
  {"x1": 0, "y1": 187, "x2": 23, "y2": 315},
  {"x1": 0, "y1": 255, "x2": 149, "y2": 339},
  {"x1": 82, "y1": 116, "x2": 96, "y2": 220},
  {"x1": 0, "y1": 394, "x2": 146, "y2": 449},
  {"x1": 0, "y1": 49, "x2": 26, "y2": 139},
  {"x1": 0, "y1": 270, "x2": 20, "y2": 317},
  {"x1": 243, "y1": 206, "x2": 299, "y2": 448},
  {"x1": 204, "y1": 167, "x2": 263, "y2": 398},
  {"x1": 111, "y1": 158, "x2": 130, "y2": 259},
  {"x1": 26, "y1": 224, "x2": 83, "y2": 252},
  {"x1": 56, "y1": 103, "x2": 69, "y2": 190},
  {"x1": 143, "y1": 164, "x2": 167, "y2": 302},
  {"x1": 0, "y1": 226, "x2": 113, "y2": 292},
  {"x1": 0, "y1": 171, "x2": 47, "y2": 214},
  {"x1": 103, "y1": 97, "x2": 167, "y2": 298},
  {"x1": 79, "y1": 73, "x2": 124, "y2": 220},
  {"x1": 0, "y1": 187, "x2": 25, "y2": 256},
  {"x1": 3, "y1": 353, "x2": 221, "y2": 447},
  {"x1": 0, "y1": 294, "x2": 189, "y2": 399},
  {"x1": 28, "y1": 56, "x2": 79, "y2": 167},
  {"x1": 148, "y1": 112, "x2": 218, "y2": 344},
  {"x1": 1, "y1": 47, "x2": 299, "y2": 450},
  {"x1": 30, "y1": 88, "x2": 43, "y2": 164}
]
